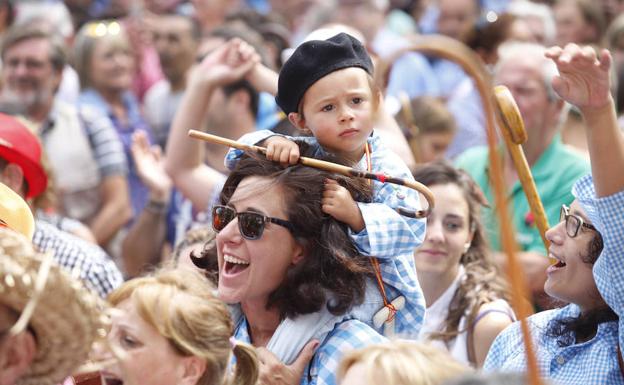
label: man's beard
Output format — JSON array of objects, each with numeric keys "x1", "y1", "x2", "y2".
[{"x1": 0, "y1": 85, "x2": 51, "y2": 117}]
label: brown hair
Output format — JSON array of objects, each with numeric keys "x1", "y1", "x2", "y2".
[
  {"x1": 1, "y1": 23, "x2": 66, "y2": 71},
  {"x1": 219, "y1": 143, "x2": 374, "y2": 318},
  {"x1": 108, "y1": 267, "x2": 258, "y2": 385},
  {"x1": 412, "y1": 161, "x2": 511, "y2": 345}
]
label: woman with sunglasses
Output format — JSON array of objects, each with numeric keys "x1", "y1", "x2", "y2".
[
  {"x1": 484, "y1": 45, "x2": 624, "y2": 384},
  {"x1": 209, "y1": 147, "x2": 386, "y2": 385}
]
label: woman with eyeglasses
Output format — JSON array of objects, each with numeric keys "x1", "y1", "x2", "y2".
[
  {"x1": 73, "y1": 20, "x2": 154, "y2": 229},
  {"x1": 484, "y1": 45, "x2": 624, "y2": 384},
  {"x1": 207, "y1": 147, "x2": 386, "y2": 385}
]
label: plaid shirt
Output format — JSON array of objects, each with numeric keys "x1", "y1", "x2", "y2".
[
  {"x1": 32, "y1": 221, "x2": 124, "y2": 298},
  {"x1": 484, "y1": 175, "x2": 624, "y2": 384},
  {"x1": 225, "y1": 130, "x2": 426, "y2": 338},
  {"x1": 234, "y1": 316, "x2": 386, "y2": 385}
]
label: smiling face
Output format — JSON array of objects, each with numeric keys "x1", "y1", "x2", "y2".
[
  {"x1": 104, "y1": 299, "x2": 189, "y2": 385},
  {"x1": 414, "y1": 183, "x2": 474, "y2": 282},
  {"x1": 494, "y1": 55, "x2": 562, "y2": 149},
  {"x1": 1, "y1": 37, "x2": 62, "y2": 112},
  {"x1": 290, "y1": 67, "x2": 376, "y2": 162},
  {"x1": 215, "y1": 176, "x2": 304, "y2": 307},
  {"x1": 544, "y1": 200, "x2": 604, "y2": 311},
  {"x1": 88, "y1": 36, "x2": 134, "y2": 95}
]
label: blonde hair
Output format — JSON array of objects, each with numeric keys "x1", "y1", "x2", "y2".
[
  {"x1": 72, "y1": 19, "x2": 131, "y2": 90},
  {"x1": 108, "y1": 267, "x2": 259, "y2": 385},
  {"x1": 338, "y1": 341, "x2": 470, "y2": 385}
]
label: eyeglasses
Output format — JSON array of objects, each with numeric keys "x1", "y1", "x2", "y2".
[
  {"x1": 559, "y1": 204, "x2": 597, "y2": 238},
  {"x1": 211, "y1": 205, "x2": 295, "y2": 240}
]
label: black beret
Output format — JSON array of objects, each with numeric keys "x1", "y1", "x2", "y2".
[{"x1": 276, "y1": 32, "x2": 374, "y2": 115}]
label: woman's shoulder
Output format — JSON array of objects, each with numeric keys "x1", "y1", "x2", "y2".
[
  {"x1": 320, "y1": 318, "x2": 387, "y2": 351},
  {"x1": 310, "y1": 319, "x2": 385, "y2": 385}
]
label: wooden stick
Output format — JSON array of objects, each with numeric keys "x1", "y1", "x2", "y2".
[
  {"x1": 377, "y1": 34, "x2": 543, "y2": 385},
  {"x1": 494, "y1": 86, "x2": 551, "y2": 253},
  {"x1": 187, "y1": 130, "x2": 435, "y2": 218}
]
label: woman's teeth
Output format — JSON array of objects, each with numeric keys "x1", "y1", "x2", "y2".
[{"x1": 224, "y1": 255, "x2": 249, "y2": 265}]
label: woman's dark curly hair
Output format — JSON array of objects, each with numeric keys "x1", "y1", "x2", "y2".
[
  {"x1": 217, "y1": 142, "x2": 375, "y2": 319},
  {"x1": 412, "y1": 160, "x2": 512, "y2": 347},
  {"x1": 545, "y1": 230, "x2": 618, "y2": 346}
]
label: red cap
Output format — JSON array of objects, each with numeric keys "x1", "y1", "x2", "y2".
[{"x1": 0, "y1": 113, "x2": 47, "y2": 198}]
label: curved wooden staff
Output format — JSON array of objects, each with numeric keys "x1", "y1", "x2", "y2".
[
  {"x1": 494, "y1": 86, "x2": 551, "y2": 251},
  {"x1": 377, "y1": 35, "x2": 542, "y2": 385},
  {"x1": 188, "y1": 130, "x2": 435, "y2": 218}
]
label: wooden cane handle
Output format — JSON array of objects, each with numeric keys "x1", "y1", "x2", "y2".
[
  {"x1": 494, "y1": 87, "x2": 551, "y2": 251},
  {"x1": 494, "y1": 86, "x2": 528, "y2": 144}
]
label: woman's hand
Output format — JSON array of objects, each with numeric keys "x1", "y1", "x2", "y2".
[
  {"x1": 192, "y1": 38, "x2": 260, "y2": 88},
  {"x1": 545, "y1": 44, "x2": 612, "y2": 112},
  {"x1": 256, "y1": 340, "x2": 318, "y2": 385},
  {"x1": 131, "y1": 130, "x2": 171, "y2": 202},
  {"x1": 322, "y1": 179, "x2": 365, "y2": 232},
  {"x1": 264, "y1": 136, "x2": 301, "y2": 165}
]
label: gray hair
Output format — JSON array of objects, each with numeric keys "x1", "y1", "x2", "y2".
[
  {"x1": 507, "y1": 0, "x2": 556, "y2": 46},
  {"x1": 495, "y1": 41, "x2": 559, "y2": 102}
]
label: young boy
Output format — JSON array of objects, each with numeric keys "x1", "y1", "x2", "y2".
[{"x1": 226, "y1": 33, "x2": 425, "y2": 340}]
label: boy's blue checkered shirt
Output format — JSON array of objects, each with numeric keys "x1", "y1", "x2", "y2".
[
  {"x1": 225, "y1": 130, "x2": 426, "y2": 338},
  {"x1": 484, "y1": 174, "x2": 624, "y2": 384}
]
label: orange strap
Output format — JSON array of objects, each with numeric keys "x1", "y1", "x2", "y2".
[{"x1": 364, "y1": 143, "x2": 397, "y2": 323}]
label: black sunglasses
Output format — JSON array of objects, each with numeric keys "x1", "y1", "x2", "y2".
[
  {"x1": 559, "y1": 204, "x2": 597, "y2": 238},
  {"x1": 212, "y1": 205, "x2": 296, "y2": 240}
]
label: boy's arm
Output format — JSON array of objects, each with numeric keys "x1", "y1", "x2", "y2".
[{"x1": 351, "y1": 181, "x2": 425, "y2": 258}]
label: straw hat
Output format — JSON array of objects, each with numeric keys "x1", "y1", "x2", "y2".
[
  {"x1": 0, "y1": 182, "x2": 35, "y2": 240},
  {"x1": 0, "y1": 228, "x2": 109, "y2": 385}
]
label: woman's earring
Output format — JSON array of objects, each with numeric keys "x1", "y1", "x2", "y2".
[{"x1": 463, "y1": 243, "x2": 471, "y2": 253}]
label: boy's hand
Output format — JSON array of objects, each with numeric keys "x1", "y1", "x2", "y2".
[
  {"x1": 322, "y1": 179, "x2": 365, "y2": 232},
  {"x1": 264, "y1": 136, "x2": 300, "y2": 165}
]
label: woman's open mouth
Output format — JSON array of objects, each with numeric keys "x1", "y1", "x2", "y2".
[
  {"x1": 546, "y1": 254, "x2": 567, "y2": 274},
  {"x1": 101, "y1": 373, "x2": 123, "y2": 385},
  {"x1": 223, "y1": 254, "x2": 250, "y2": 275}
]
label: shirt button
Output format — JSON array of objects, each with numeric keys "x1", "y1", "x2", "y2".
[
  {"x1": 556, "y1": 356, "x2": 565, "y2": 365},
  {"x1": 396, "y1": 192, "x2": 405, "y2": 200}
]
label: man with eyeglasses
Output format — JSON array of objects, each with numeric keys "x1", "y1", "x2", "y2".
[{"x1": 0, "y1": 22, "x2": 132, "y2": 248}]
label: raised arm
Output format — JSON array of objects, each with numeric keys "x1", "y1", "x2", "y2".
[
  {"x1": 545, "y1": 44, "x2": 624, "y2": 197},
  {"x1": 164, "y1": 39, "x2": 257, "y2": 209}
]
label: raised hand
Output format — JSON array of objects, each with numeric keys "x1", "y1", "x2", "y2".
[
  {"x1": 545, "y1": 44, "x2": 612, "y2": 111},
  {"x1": 131, "y1": 130, "x2": 171, "y2": 201},
  {"x1": 193, "y1": 38, "x2": 260, "y2": 87}
]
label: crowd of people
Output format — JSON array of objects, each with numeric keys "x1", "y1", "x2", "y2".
[{"x1": 0, "y1": 0, "x2": 623, "y2": 384}]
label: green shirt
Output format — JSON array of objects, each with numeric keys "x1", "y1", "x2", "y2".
[{"x1": 455, "y1": 136, "x2": 590, "y2": 254}]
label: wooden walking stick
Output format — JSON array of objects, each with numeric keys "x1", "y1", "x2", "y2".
[
  {"x1": 494, "y1": 85, "x2": 551, "y2": 251},
  {"x1": 377, "y1": 34, "x2": 543, "y2": 385},
  {"x1": 187, "y1": 130, "x2": 435, "y2": 219}
]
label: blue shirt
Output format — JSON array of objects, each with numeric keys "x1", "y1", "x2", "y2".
[
  {"x1": 234, "y1": 316, "x2": 386, "y2": 385},
  {"x1": 79, "y1": 89, "x2": 153, "y2": 219},
  {"x1": 484, "y1": 174, "x2": 624, "y2": 384}
]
